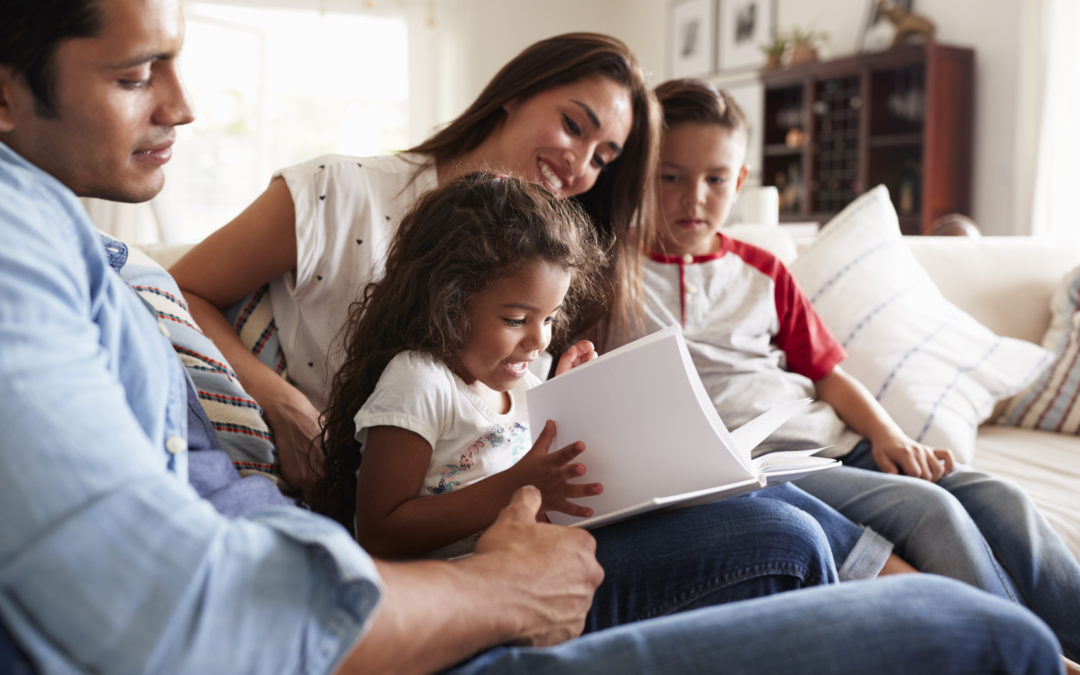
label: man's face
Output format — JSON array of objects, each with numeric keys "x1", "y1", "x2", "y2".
[{"x1": 0, "y1": 0, "x2": 195, "y2": 202}]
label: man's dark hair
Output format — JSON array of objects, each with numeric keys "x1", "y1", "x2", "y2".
[{"x1": 0, "y1": 0, "x2": 105, "y2": 117}]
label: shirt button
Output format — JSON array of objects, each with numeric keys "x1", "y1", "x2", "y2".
[
  {"x1": 158, "y1": 321, "x2": 171, "y2": 338},
  {"x1": 165, "y1": 436, "x2": 186, "y2": 454},
  {"x1": 685, "y1": 283, "x2": 698, "y2": 295},
  {"x1": 682, "y1": 253, "x2": 694, "y2": 264}
]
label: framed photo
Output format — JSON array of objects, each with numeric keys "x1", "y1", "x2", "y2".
[
  {"x1": 859, "y1": 0, "x2": 913, "y2": 52},
  {"x1": 669, "y1": 0, "x2": 715, "y2": 78},
  {"x1": 716, "y1": 0, "x2": 774, "y2": 73}
]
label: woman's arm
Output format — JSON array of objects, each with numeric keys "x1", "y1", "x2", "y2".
[
  {"x1": 356, "y1": 421, "x2": 602, "y2": 558},
  {"x1": 170, "y1": 178, "x2": 322, "y2": 493},
  {"x1": 814, "y1": 366, "x2": 955, "y2": 481}
]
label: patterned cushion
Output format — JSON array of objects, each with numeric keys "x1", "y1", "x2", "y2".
[
  {"x1": 997, "y1": 265, "x2": 1080, "y2": 433},
  {"x1": 788, "y1": 186, "x2": 1053, "y2": 462},
  {"x1": 120, "y1": 246, "x2": 282, "y2": 480}
]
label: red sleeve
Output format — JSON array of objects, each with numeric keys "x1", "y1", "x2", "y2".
[{"x1": 725, "y1": 237, "x2": 845, "y2": 381}]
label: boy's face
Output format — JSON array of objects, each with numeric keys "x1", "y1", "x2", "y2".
[
  {"x1": 655, "y1": 122, "x2": 748, "y2": 257},
  {"x1": 0, "y1": 0, "x2": 195, "y2": 202}
]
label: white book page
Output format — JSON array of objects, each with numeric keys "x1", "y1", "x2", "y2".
[{"x1": 528, "y1": 326, "x2": 755, "y2": 526}]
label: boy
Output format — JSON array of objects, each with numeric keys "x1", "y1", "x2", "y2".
[{"x1": 631, "y1": 78, "x2": 1080, "y2": 666}]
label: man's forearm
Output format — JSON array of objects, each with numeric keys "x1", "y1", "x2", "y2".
[
  {"x1": 337, "y1": 487, "x2": 603, "y2": 674},
  {"x1": 336, "y1": 559, "x2": 512, "y2": 675}
]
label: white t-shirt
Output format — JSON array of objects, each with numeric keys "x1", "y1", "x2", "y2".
[
  {"x1": 354, "y1": 350, "x2": 539, "y2": 557},
  {"x1": 269, "y1": 153, "x2": 438, "y2": 411},
  {"x1": 628, "y1": 233, "x2": 861, "y2": 459}
]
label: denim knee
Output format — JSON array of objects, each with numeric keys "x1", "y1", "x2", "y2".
[{"x1": 738, "y1": 497, "x2": 838, "y2": 587}]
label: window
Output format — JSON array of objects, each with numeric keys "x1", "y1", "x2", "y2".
[{"x1": 150, "y1": 2, "x2": 411, "y2": 243}]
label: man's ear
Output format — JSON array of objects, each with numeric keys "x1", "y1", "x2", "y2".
[{"x1": 0, "y1": 64, "x2": 19, "y2": 133}]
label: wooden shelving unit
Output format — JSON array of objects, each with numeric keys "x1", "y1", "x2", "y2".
[{"x1": 760, "y1": 43, "x2": 974, "y2": 235}]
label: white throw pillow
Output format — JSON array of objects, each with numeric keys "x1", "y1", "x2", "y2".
[{"x1": 788, "y1": 186, "x2": 1052, "y2": 462}]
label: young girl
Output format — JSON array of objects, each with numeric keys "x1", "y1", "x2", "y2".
[
  {"x1": 635, "y1": 77, "x2": 1080, "y2": 663},
  {"x1": 315, "y1": 173, "x2": 607, "y2": 558}
]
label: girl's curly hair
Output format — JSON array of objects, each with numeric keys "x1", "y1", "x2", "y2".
[{"x1": 310, "y1": 172, "x2": 607, "y2": 528}]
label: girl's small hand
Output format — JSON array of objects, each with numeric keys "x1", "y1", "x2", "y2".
[
  {"x1": 870, "y1": 431, "x2": 956, "y2": 482},
  {"x1": 510, "y1": 420, "x2": 603, "y2": 518},
  {"x1": 555, "y1": 340, "x2": 597, "y2": 376}
]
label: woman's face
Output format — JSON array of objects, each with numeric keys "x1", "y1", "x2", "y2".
[{"x1": 487, "y1": 76, "x2": 633, "y2": 199}]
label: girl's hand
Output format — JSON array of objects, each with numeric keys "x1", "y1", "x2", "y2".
[
  {"x1": 870, "y1": 430, "x2": 956, "y2": 482},
  {"x1": 555, "y1": 340, "x2": 597, "y2": 376},
  {"x1": 508, "y1": 420, "x2": 603, "y2": 518}
]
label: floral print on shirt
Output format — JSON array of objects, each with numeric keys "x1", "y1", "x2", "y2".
[{"x1": 428, "y1": 422, "x2": 529, "y2": 495}]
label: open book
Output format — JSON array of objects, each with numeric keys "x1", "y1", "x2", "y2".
[{"x1": 527, "y1": 325, "x2": 838, "y2": 528}]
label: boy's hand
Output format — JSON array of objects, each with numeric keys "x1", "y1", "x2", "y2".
[
  {"x1": 555, "y1": 340, "x2": 596, "y2": 376},
  {"x1": 870, "y1": 431, "x2": 956, "y2": 482},
  {"x1": 507, "y1": 420, "x2": 602, "y2": 518}
]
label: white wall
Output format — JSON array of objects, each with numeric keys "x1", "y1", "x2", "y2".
[{"x1": 445, "y1": 0, "x2": 1041, "y2": 235}]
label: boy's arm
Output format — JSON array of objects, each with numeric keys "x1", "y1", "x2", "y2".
[{"x1": 814, "y1": 367, "x2": 955, "y2": 481}]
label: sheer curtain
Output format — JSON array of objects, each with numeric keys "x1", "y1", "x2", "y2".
[{"x1": 1031, "y1": 0, "x2": 1080, "y2": 238}]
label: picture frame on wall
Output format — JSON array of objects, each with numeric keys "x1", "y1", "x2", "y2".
[
  {"x1": 859, "y1": 0, "x2": 913, "y2": 52},
  {"x1": 716, "y1": 0, "x2": 774, "y2": 73},
  {"x1": 669, "y1": 0, "x2": 716, "y2": 78}
]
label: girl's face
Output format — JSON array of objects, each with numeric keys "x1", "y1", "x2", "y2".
[
  {"x1": 487, "y1": 76, "x2": 633, "y2": 199},
  {"x1": 458, "y1": 261, "x2": 571, "y2": 395},
  {"x1": 655, "y1": 122, "x2": 749, "y2": 257}
]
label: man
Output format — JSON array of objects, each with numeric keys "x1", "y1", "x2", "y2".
[{"x1": 0, "y1": 1, "x2": 1065, "y2": 673}]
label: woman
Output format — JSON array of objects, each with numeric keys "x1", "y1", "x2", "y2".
[
  {"x1": 171, "y1": 33, "x2": 894, "y2": 634},
  {"x1": 172, "y1": 33, "x2": 657, "y2": 488}
]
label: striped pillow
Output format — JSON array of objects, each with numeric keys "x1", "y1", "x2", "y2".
[
  {"x1": 788, "y1": 186, "x2": 1052, "y2": 462},
  {"x1": 121, "y1": 247, "x2": 283, "y2": 481},
  {"x1": 998, "y1": 265, "x2": 1080, "y2": 433}
]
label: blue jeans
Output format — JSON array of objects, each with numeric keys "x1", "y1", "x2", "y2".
[
  {"x1": 583, "y1": 483, "x2": 890, "y2": 632},
  {"x1": 446, "y1": 575, "x2": 1063, "y2": 674},
  {"x1": 797, "y1": 439, "x2": 1080, "y2": 660}
]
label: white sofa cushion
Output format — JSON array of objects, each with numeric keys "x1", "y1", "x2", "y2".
[
  {"x1": 971, "y1": 425, "x2": 1080, "y2": 561},
  {"x1": 788, "y1": 186, "x2": 1052, "y2": 462}
]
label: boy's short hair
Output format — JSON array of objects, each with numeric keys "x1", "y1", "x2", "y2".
[{"x1": 655, "y1": 78, "x2": 748, "y2": 139}]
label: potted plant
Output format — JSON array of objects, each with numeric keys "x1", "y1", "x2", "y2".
[
  {"x1": 787, "y1": 27, "x2": 828, "y2": 65},
  {"x1": 759, "y1": 36, "x2": 789, "y2": 70}
]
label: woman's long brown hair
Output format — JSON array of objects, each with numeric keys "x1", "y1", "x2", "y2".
[
  {"x1": 310, "y1": 173, "x2": 606, "y2": 529},
  {"x1": 408, "y1": 32, "x2": 660, "y2": 348}
]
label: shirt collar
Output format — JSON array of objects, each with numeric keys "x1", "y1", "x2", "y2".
[{"x1": 645, "y1": 231, "x2": 732, "y2": 264}]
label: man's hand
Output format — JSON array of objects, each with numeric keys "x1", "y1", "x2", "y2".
[{"x1": 470, "y1": 486, "x2": 604, "y2": 646}]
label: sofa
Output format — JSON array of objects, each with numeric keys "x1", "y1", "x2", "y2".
[
  {"x1": 725, "y1": 185, "x2": 1080, "y2": 563},
  {"x1": 140, "y1": 186, "x2": 1080, "y2": 563}
]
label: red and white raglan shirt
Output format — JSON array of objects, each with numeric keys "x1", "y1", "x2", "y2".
[{"x1": 629, "y1": 232, "x2": 861, "y2": 459}]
